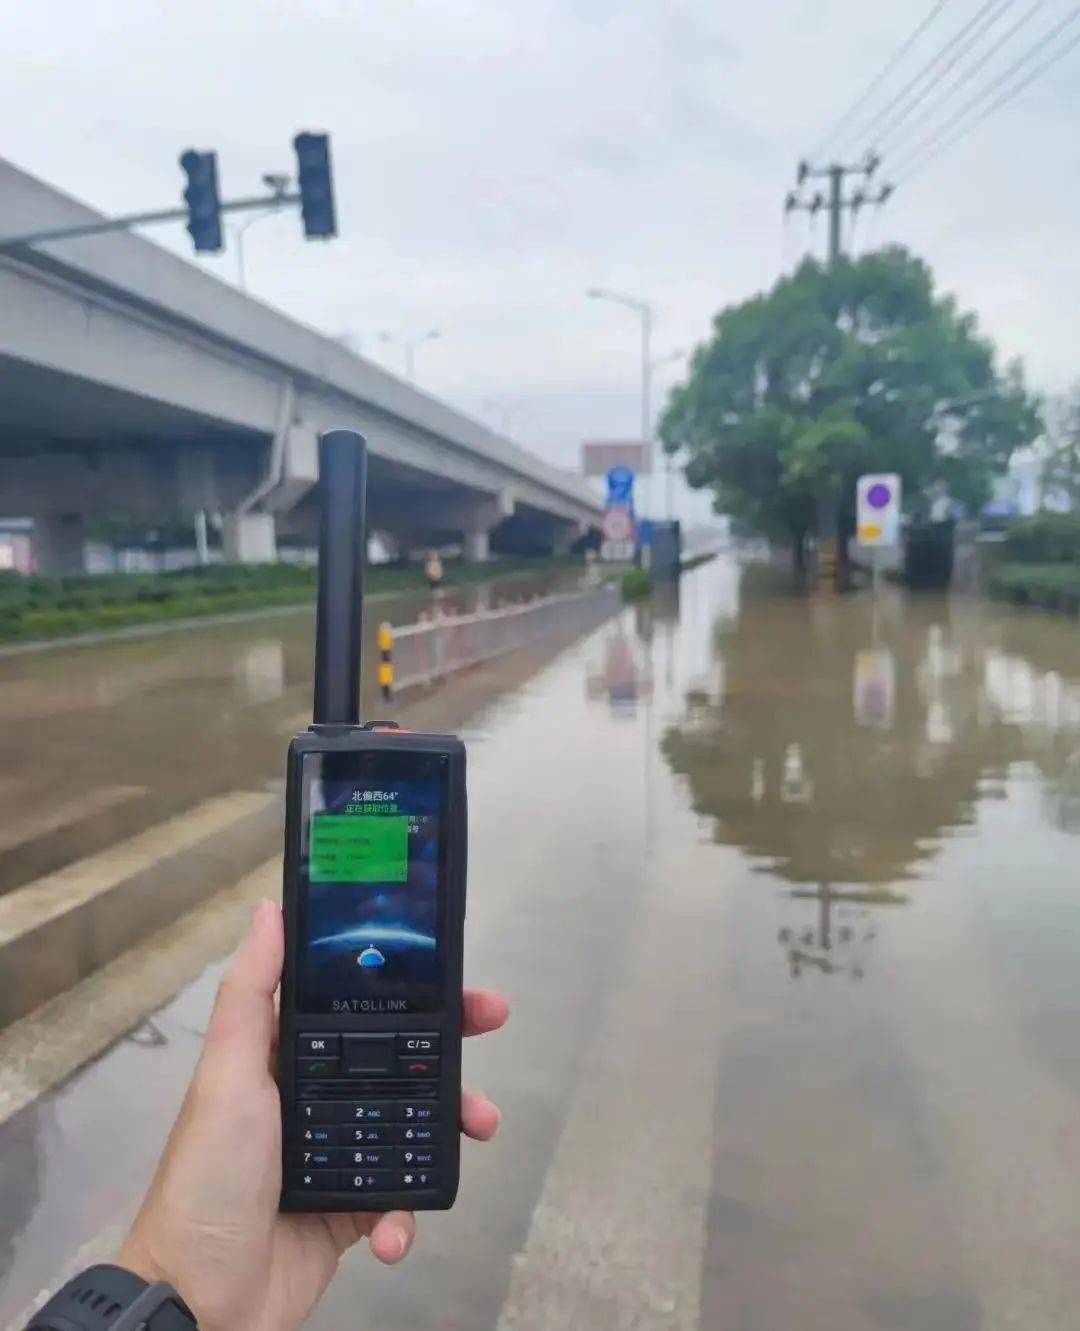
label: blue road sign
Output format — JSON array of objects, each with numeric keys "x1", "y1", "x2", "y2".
[{"x1": 606, "y1": 465, "x2": 635, "y2": 507}]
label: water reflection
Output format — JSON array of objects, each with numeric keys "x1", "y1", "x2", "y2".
[
  {"x1": 662, "y1": 565, "x2": 1080, "y2": 978},
  {"x1": 584, "y1": 626, "x2": 653, "y2": 712}
]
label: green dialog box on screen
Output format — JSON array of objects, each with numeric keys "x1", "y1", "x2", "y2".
[{"x1": 309, "y1": 814, "x2": 409, "y2": 884}]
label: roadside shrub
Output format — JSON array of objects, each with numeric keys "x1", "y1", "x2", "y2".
[
  {"x1": 621, "y1": 566, "x2": 654, "y2": 601},
  {"x1": 989, "y1": 562, "x2": 1080, "y2": 615},
  {"x1": 1003, "y1": 513, "x2": 1080, "y2": 564},
  {"x1": 0, "y1": 555, "x2": 576, "y2": 644}
]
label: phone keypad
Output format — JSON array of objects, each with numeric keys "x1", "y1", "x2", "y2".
[
  {"x1": 290, "y1": 1031, "x2": 445, "y2": 1195},
  {"x1": 290, "y1": 1100, "x2": 442, "y2": 1193}
]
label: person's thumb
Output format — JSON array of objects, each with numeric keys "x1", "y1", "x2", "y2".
[{"x1": 201, "y1": 897, "x2": 283, "y2": 1084}]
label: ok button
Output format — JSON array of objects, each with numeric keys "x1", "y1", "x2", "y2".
[{"x1": 299, "y1": 1034, "x2": 340, "y2": 1057}]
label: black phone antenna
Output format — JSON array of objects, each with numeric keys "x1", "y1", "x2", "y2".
[{"x1": 312, "y1": 429, "x2": 368, "y2": 727}]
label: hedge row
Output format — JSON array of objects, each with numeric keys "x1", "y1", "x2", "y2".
[
  {"x1": 0, "y1": 557, "x2": 574, "y2": 645},
  {"x1": 989, "y1": 562, "x2": 1080, "y2": 614},
  {"x1": 1002, "y1": 513, "x2": 1080, "y2": 565}
]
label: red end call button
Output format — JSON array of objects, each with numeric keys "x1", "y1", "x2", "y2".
[{"x1": 398, "y1": 1056, "x2": 441, "y2": 1078}]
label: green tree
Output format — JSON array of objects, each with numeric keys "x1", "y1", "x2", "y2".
[
  {"x1": 1040, "y1": 385, "x2": 1080, "y2": 509},
  {"x1": 660, "y1": 246, "x2": 1041, "y2": 565}
]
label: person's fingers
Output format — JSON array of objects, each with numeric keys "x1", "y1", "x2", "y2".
[
  {"x1": 463, "y1": 988, "x2": 510, "y2": 1038},
  {"x1": 461, "y1": 1088, "x2": 502, "y2": 1141},
  {"x1": 202, "y1": 899, "x2": 283, "y2": 1082},
  {"x1": 368, "y1": 1210, "x2": 416, "y2": 1265}
]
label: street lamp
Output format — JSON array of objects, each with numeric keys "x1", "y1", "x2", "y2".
[
  {"x1": 586, "y1": 287, "x2": 654, "y2": 516},
  {"x1": 650, "y1": 348, "x2": 688, "y2": 520},
  {"x1": 232, "y1": 172, "x2": 291, "y2": 292},
  {"x1": 379, "y1": 329, "x2": 441, "y2": 382}
]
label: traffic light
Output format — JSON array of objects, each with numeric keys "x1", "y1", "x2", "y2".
[
  {"x1": 179, "y1": 150, "x2": 223, "y2": 253},
  {"x1": 293, "y1": 132, "x2": 336, "y2": 239}
]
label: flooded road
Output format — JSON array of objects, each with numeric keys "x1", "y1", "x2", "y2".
[
  {"x1": 0, "y1": 566, "x2": 581, "y2": 908},
  {"x1": 3, "y1": 555, "x2": 1080, "y2": 1329}
]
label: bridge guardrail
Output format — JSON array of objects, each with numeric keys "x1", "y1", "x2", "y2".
[{"x1": 381, "y1": 582, "x2": 619, "y2": 697}]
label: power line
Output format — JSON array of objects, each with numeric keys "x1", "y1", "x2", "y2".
[
  {"x1": 866, "y1": 0, "x2": 1018, "y2": 152},
  {"x1": 846, "y1": 0, "x2": 1010, "y2": 151},
  {"x1": 892, "y1": 6, "x2": 1080, "y2": 180},
  {"x1": 897, "y1": 20, "x2": 1080, "y2": 181},
  {"x1": 883, "y1": 0, "x2": 1045, "y2": 158},
  {"x1": 810, "y1": 0, "x2": 952, "y2": 158}
]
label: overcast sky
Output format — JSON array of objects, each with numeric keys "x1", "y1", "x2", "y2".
[{"x1": 4, "y1": 0, "x2": 1079, "y2": 519}]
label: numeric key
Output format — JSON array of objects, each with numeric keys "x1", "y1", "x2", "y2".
[
  {"x1": 397, "y1": 1101, "x2": 438, "y2": 1122},
  {"x1": 346, "y1": 1101, "x2": 395, "y2": 1122},
  {"x1": 298, "y1": 1102, "x2": 342, "y2": 1123},
  {"x1": 339, "y1": 1121, "x2": 396, "y2": 1146},
  {"x1": 397, "y1": 1123, "x2": 438, "y2": 1144}
]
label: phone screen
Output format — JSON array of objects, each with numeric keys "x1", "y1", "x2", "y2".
[{"x1": 298, "y1": 750, "x2": 448, "y2": 1014}]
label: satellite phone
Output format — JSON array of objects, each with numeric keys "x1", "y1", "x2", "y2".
[{"x1": 278, "y1": 429, "x2": 466, "y2": 1212}]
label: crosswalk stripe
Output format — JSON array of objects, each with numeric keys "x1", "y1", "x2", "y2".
[
  {"x1": 0, "y1": 854, "x2": 280, "y2": 1129},
  {"x1": 495, "y1": 835, "x2": 727, "y2": 1331},
  {"x1": 0, "y1": 791, "x2": 274, "y2": 950},
  {"x1": 0, "y1": 784, "x2": 146, "y2": 855}
]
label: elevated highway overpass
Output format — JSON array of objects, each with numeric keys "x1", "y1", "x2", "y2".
[{"x1": 0, "y1": 158, "x2": 600, "y2": 571}]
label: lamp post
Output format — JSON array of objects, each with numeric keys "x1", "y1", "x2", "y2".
[
  {"x1": 378, "y1": 329, "x2": 441, "y2": 382},
  {"x1": 586, "y1": 288, "x2": 654, "y2": 517},
  {"x1": 403, "y1": 329, "x2": 441, "y2": 382},
  {"x1": 651, "y1": 348, "x2": 688, "y2": 520}
]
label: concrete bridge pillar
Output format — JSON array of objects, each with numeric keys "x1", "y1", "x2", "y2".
[
  {"x1": 462, "y1": 489, "x2": 516, "y2": 563},
  {"x1": 549, "y1": 520, "x2": 587, "y2": 557},
  {"x1": 222, "y1": 511, "x2": 277, "y2": 564},
  {"x1": 463, "y1": 524, "x2": 491, "y2": 564}
]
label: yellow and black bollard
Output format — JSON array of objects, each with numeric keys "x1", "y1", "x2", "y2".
[
  {"x1": 378, "y1": 621, "x2": 394, "y2": 700},
  {"x1": 816, "y1": 538, "x2": 840, "y2": 593}
]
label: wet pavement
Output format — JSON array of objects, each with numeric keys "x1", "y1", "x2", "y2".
[{"x1": 3, "y1": 555, "x2": 1080, "y2": 1329}]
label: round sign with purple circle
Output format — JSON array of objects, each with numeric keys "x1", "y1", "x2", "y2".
[{"x1": 867, "y1": 482, "x2": 892, "y2": 510}]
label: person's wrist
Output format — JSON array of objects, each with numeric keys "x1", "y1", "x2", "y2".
[{"x1": 114, "y1": 1235, "x2": 174, "y2": 1300}]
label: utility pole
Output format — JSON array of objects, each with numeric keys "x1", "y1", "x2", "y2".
[
  {"x1": 785, "y1": 153, "x2": 893, "y2": 265},
  {"x1": 785, "y1": 154, "x2": 893, "y2": 593}
]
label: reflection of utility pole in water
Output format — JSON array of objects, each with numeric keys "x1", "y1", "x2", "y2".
[{"x1": 778, "y1": 880, "x2": 905, "y2": 980}]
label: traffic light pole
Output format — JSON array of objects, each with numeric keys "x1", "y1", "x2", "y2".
[{"x1": 0, "y1": 188, "x2": 300, "y2": 258}]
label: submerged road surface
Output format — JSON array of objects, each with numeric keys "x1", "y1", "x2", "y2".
[{"x1": 3, "y1": 556, "x2": 1080, "y2": 1330}]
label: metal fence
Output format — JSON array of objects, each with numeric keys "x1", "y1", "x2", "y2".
[{"x1": 385, "y1": 582, "x2": 620, "y2": 695}]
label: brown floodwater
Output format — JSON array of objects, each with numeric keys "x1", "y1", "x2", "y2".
[{"x1": 2, "y1": 554, "x2": 1079, "y2": 1330}]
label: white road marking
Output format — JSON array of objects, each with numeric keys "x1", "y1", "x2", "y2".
[
  {"x1": 0, "y1": 784, "x2": 146, "y2": 855},
  {"x1": 495, "y1": 833, "x2": 728, "y2": 1331},
  {"x1": 0, "y1": 791, "x2": 274, "y2": 949},
  {"x1": 0, "y1": 855, "x2": 281, "y2": 1125}
]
